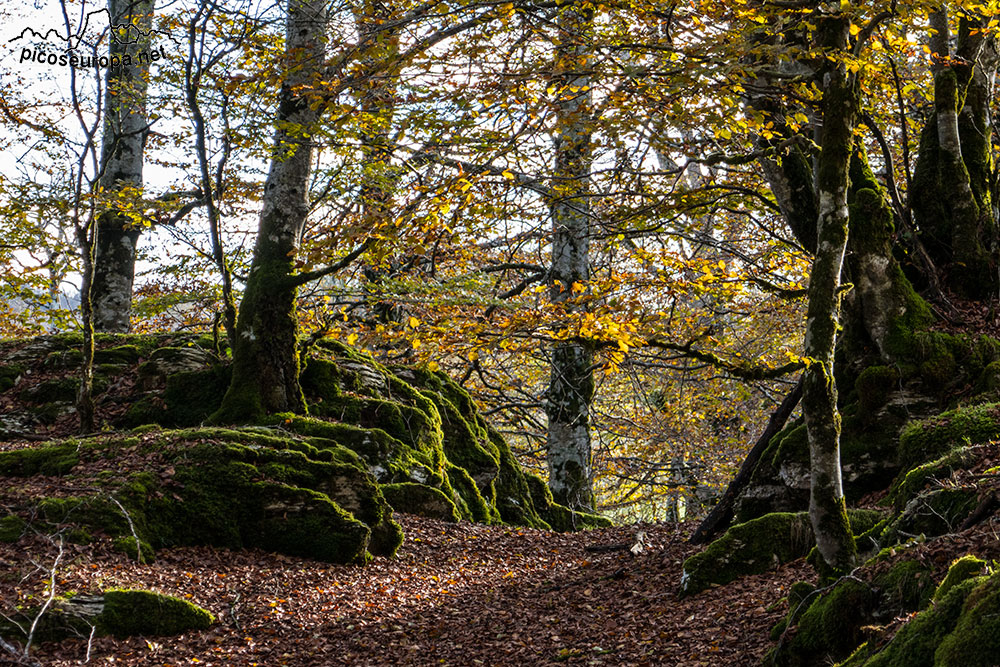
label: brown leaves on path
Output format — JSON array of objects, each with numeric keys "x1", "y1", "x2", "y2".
[{"x1": 5, "y1": 515, "x2": 808, "y2": 666}]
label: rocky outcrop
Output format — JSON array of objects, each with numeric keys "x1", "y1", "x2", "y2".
[{"x1": 0, "y1": 334, "x2": 609, "y2": 572}]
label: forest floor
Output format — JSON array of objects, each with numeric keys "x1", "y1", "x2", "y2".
[{"x1": 1, "y1": 513, "x2": 809, "y2": 666}]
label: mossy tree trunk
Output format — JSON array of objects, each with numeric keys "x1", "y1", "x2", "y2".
[
  {"x1": 545, "y1": 2, "x2": 595, "y2": 512},
  {"x1": 802, "y1": 8, "x2": 857, "y2": 573},
  {"x1": 92, "y1": 0, "x2": 154, "y2": 333},
  {"x1": 212, "y1": 0, "x2": 328, "y2": 423},
  {"x1": 911, "y1": 8, "x2": 998, "y2": 298}
]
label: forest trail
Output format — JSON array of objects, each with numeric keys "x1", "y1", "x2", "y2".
[{"x1": 5, "y1": 514, "x2": 806, "y2": 666}]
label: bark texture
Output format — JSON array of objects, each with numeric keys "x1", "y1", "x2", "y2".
[
  {"x1": 803, "y1": 10, "x2": 857, "y2": 573},
  {"x1": 546, "y1": 3, "x2": 595, "y2": 512},
  {"x1": 912, "y1": 9, "x2": 998, "y2": 297},
  {"x1": 213, "y1": 0, "x2": 328, "y2": 422},
  {"x1": 92, "y1": 0, "x2": 154, "y2": 333}
]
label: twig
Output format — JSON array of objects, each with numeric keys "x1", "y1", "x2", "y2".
[
  {"x1": 108, "y1": 495, "x2": 145, "y2": 564},
  {"x1": 24, "y1": 535, "x2": 64, "y2": 657}
]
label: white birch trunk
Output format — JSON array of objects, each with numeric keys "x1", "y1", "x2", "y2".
[{"x1": 546, "y1": 4, "x2": 595, "y2": 512}]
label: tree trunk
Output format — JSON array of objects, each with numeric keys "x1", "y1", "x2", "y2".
[
  {"x1": 912, "y1": 9, "x2": 997, "y2": 297},
  {"x1": 212, "y1": 0, "x2": 328, "y2": 423},
  {"x1": 91, "y1": 0, "x2": 154, "y2": 333},
  {"x1": 803, "y1": 10, "x2": 857, "y2": 573},
  {"x1": 546, "y1": 2, "x2": 595, "y2": 512}
]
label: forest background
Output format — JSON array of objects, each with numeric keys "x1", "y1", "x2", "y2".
[{"x1": 1, "y1": 0, "x2": 980, "y2": 527}]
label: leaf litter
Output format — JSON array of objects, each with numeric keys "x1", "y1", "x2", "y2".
[{"x1": 1, "y1": 514, "x2": 808, "y2": 666}]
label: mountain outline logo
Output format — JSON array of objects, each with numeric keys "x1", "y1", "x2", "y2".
[
  {"x1": 7, "y1": 7, "x2": 177, "y2": 52},
  {"x1": 8, "y1": 6, "x2": 178, "y2": 70}
]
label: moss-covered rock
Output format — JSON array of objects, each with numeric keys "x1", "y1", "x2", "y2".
[
  {"x1": 855, "y1": 576, "x2": 982, "y2": 667},
  {"x1": 0, "y1": 589, "x2": 214, "y2": 643},
  {"x1": 0, "y1": 514, "x2": 25, "y2": 542},
  {"x1": 0, "y1": 429, "x2": 401, "y2": 564},
  {"x1": 934, "y1": 555, "x2": 988, "y2": 602},
  {"x1": 933, "y1": 570, "x2": 1000, "y2": 663},
  {"x1": 856, "y1": 366, "x2": 900, "y2": 424},
  {"x1": 123, "y1": 365, "x2": 231, "y2": 428},
  {"x1": 2, "y1": 333, "x2": 607, "y2": 572},
  {"x1": 875, "y1": 558, "x2": 936, "y2": 614},
  {"x1": 775, "y1": 555, "x2": 990, "y2": 667},
  {"x1": 525, "y1": 472, "x2": 611, "y2": 531},
  {"x1": 0, "y1": 363, "x2": 25, "y2": 392},
  {"x1": 681, "y1": 510, "x2": 882, "y2": 596},
  {"x1": 887, "y1": 446, "x2": 979, "y2": 510},
  {"x1": 98, "y1": 589, "x2": 214, "y2": 637},
  {"x1": 883, "y1": 487, "x2": 980, "y2": 542},
  {"x1": 767, "y1": 578, "x2": 874, "y2": 666},
  {"x1": 898, "y1": 402, "x2": 1000, "y2": 470},
  {"x1": 0, "y1": 442, "x2": 80, "y2": 476},
  {"x1": 736, "y1": 408, "x2": 903, "y2": 524},
  {"x1": 381, "y1": 482, "x2": 461, "y2": 522}
]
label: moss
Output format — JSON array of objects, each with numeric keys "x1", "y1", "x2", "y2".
[
  {"x1": 251, "y1": 484, "x2": 375, "y2": 564},
  {"x1": 300, "y1": 358, "x2": 344, "y2": 400},
  {"x1": 0, "y1": 363, "x2": 25, "y2": 392},
  {"x1": 276, "y1": 414, "x2": 441, "y2": 487},
  {"x1": 491, "y1": 428, "x2": 548, "y2": 528},
  {"x1": 2, "y1": 429, "x2": 401, "y2": 564},
  {"x1": 681, "y1": 512, "x2": 814, "y2": 596},
  {"x1": 886, "y1": 487, "x2": 980, "y2": 540},
  {"x1": 42, "y1": 348, "x2": 85, "y2": 369},
  {"x1": 380, "y1": 482, "x2": 461, "y2": 522},
  {"x1": 879, "y1": 263, "x2": 936, "y2": 360},
  {"x1": 122, "y1": 365, "x2": 232, "y2": 428},
  {"x1": 94, "y1": 345, "x2": 140, "y2": 365},
  {"x1": 112, "y1": 535, "x2": 155, "y2": 563},
  {"x1": 898, "y1": 402, "x2": 1000, "y2": 469},
  {"x1": 684, "y1": 510, "x2": 881, "y2": 597},
  {"x1": 934, "y1": 555, "x2": 988, "y2": 602},
  {"x1": 888, "y1": 447, "x2": 976, "y2": 510},
  {"x1": 837, "y1": 642, "x2": 874, "y2": 666},
  {"x1": 0, "y1": 443, "x2": 80, "y2": 476},
  {"x1": 0, "y1": 514, "x2": 26, "y2": 542},
  {"x1": 773, "y1": 578, "x2": 874, "y2": 666},
  {"x1": 859, "y1": 576, "x2": 982, "y2": 666},
  {"x1": 446, "y1": 464, "x2": 492, "y2": 523},
  {"x1": 934, "y1": 571, "x2": 1000, "y2": 663},
  {"x1": 976, "y1": 357, "x2": 1000, "y2": 390},
  {"x1": 396, "y1": 368, "x2": 503, "y2": 487},
  {"x1": 98, "y1": 589, "x2": 214, "y2": 637},
  {"x1": 315, "y1": 394, "x2": 438, "y2": 453},
  {"x1": 524, "y1": 473, "x2": 609, "y2": 531},
  {"x1": 772, "y1": 580, "x2": 817, "y2": 641},
  {"x1": 875, "y1": 559, "x2": 936, "y2": 613}
]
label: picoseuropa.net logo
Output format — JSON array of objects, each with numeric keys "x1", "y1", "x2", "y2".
[{"x1": 8, "y1": 7, "x2": 175, "y2": 70}]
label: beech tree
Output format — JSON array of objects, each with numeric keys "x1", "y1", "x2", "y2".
[
  {"x1": 212, "y1": 0, "x2": 329, "y2": 420},
  {"x1": 91, "y1": 0, "x2": 155, "y2": 333},
  {"x1": 801, "y1": 4, "x2": 859, "y2": 572},
  {"x1": 545, "y1": 2, "x2": 596, "y2": 512}
]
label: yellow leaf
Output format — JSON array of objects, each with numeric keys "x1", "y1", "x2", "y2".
[
  {"x1": 408, "y1": 316, "x2": 420, "y2": 328},
  {"x1": 347, "y1": 333, "x2": 358, "y2": 345}
]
